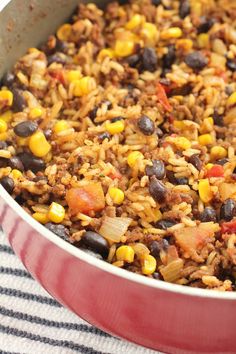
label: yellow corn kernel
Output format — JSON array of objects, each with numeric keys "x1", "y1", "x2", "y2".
[
  {"x1": 0, "y1": 90, "x2": 13, "y2": 109},
  {"x1": 116, "y1": 245, "x2": 134, "y2": 263},
  {"x1": 198, "y1": 134, "x2": 213, "y2": 146},
  {"x1": 172, "y1": 137, "x2": 191, "y2": 150},
  {"x1": 57, "y1": 24, "x2": 72, "y2": 41},
  {"x1": 0, "y1": 110, "x2": 12, "y2": 123},
  {"x1": 161, "y1": 27, "x2": 182, "y2": 40},
  {"x1": 11, "y1": 169, "x2": 22, "y2": 180},
  {"x1": 105, "y1": 120, "x2": 125, "y2": 135},
  {"x1": 210, "y1": 146, "x2": 227, "y2": 160},
  {"x1": 141, "y1": 22, "x2": 158, "y2": 44},
  {"x1": 0, "y1": 132, "x2": 7, "y2": 141},
  {"x1": 33, "y1": 212, "x2": 50, "y2": 225},
  {"x1": 125, "y1": 14, "x2": 144, "y2": 30},
  {"x1": 200, "y1": 117, "x2": 214, "y2": 133},
  {"x1": 73, "y1": 76, "x2": 96, "y2": 97},
  {"x1": 176, "y1": 39, "x2": 193, "y2": 52},
  {"x1": 141, "y1": 254, "x2": 157, "y2": 275},
  {"x1": 48, "y1": 202, "x2": 65, "y2": 223},
  {"x1": 127, "y1": 151, "x2": 144, "y2": 168},
  {"x1": 29, "y1": 131, "x2": 51, "y2": 157},
  {"x1": 199, "y1": 179, "x2": 213, "y2": 203},
  {"x1": 227, "y1": 92, "x2": 236, "y2": 106},
  {"x1": 0, "y1": 119, "x2": 7, "y2": 133},
  {"x1": 154, "y1": 209, "x2": 162, "y2": 222},
  {"x1": 109, "y1": 187, "x2": 125, "y2": 205},
  {"x1": 66, "y1": 70, "x2": 82, "y2": 83},
  {"x1": 53, "y1": 120, "x2": 70, "y2": 134},
  {"x1": 97, "y1": 48, "x2": 115, "y2": 62},
  {"x1": 197, "y1": 33, "x2": 209, "y2": 48},
  {"x1": 29, "y1": 107, "x2": 43, "y2": 120},
  {"x1": 114, "y1": 40, "x2": 135, "y2": 57},
  {"x1": 206, "y1": 163, "x2": 214, "y2": 170}
]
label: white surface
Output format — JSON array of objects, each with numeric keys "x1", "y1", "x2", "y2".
[{"x1": 0, "y1": 0, "x2": 11, "y2": 12}]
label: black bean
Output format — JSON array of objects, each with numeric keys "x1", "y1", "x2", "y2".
[
  {"x1": 0, "y1": 141, "x2": 8, "y2": 149},
  {"x1": 89, "y1": 106, "x2": 98, "y2": 121},
  {"x1": 155, "y1": 219, "x2": 177, "y2": 230},
  {"x1": 166, "y1": 171, "x2": 188, "y2": 185},
  {"x1": 152, "y1": 0, "x2": 162, "y2": 5},
  {"x1": 44, "y1": 129, "x2": 52, "y2": 140},
  {"x1": 216, "y1": 158, "x2": 229, "y2": 166},
  {"x1": 162, "y1": 45, "x2": 176, "y2": 69},
  {"x1": 111, "y1": 116, "x2": 124, "y2": 123},
  {"x1": 185, "y1": 51, "x2": 208, "y2": 71},
  {"x1": 13, "y1": 121, "x2": 38, "y2": 138},
  {"x1": 179, "y1": 0, "x2": 190, "y2": 18},
  {"x1": 150, "y1": 239, "x2": 169, "y2": 258},
  {"x1": 98, "y1": 132, "x2": 111, "y2": 141},
  {"x1": 156, "y1": 127, "x2": 164, "y2": 138},
  {"x1": 197, "y1": 17, "x2": 215, "y2": 34},
  {"x1": 11, "y1": 88, "x2": 27, "y2": 112},
  {"x1": 169, "y1": 84, "x2": 192, "y2": 96},
  {"x1": 138, "y1": 115, "x2": 155, "y2": 136},
  {"x1": 82, "y1": 231, "x2": 109, "y2": 258},
  {"x1": 8, "y1": 156, "x2": 24, "y2": 171},
  {"x1": 55, "y1": 39, "x2": 68, "y2": 53},
  {"x1": 45, "y1": 223, "x2": 69, "y2": 241},
  {"x1": 189, "y1": 154, "x2": 202, "y2": 171},
  {"x1": 220, "y1": 199, "x2": 236, "y2": 221},
  {"x1": 146, "y1": 160, "x2": 166, "y2": 179},
  {"x1": 0, "y1": 158, "x2": 7, "y2": 168},
  {"x1": 78, "y1": 247, "x2": 103, "y2": 260},
  {"x1": 213, "y1": 111, "x2": 224, "y2": 127},
  {"x1": 1, "y1": 71, "x2": 15, "y2": 88},
  {"x1": 47, "y1": 53, "x2": 67, "y2": 66},
  {"x1": 126, "y1": 54, "x2": 141, "y2": 68},
  {"x1": 226, "y1": 59, "x2": 236, "y2": 72},
  {"x1": 153, "y1": 272, "x2": 161, "y2": 279},
  {"x1": 199, "y1": 207, "x2": 217, "y2": 222},
  {"x1": 17, "y1": 152, "x2": 45, "y2": 173},
  {"x1": 140, "y1": 47, "x2": 158, "y2": 73},
  {"x1": 0, "y1": 176, "x2": 14, "y2": 194},
  {"x1": 149, "y1": 176, "x2": 167, "y2": 202}
]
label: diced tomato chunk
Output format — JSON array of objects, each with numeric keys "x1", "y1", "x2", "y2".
[
  {"x1": 66, "y1": 182, "x2": 105, "y2": 215},
  {"x1": 156, "y1": 82, "x2": 172, "y2": 112},
  {"x1": 108, "y1": 169, "x2": 122, "y2": 180},
  {"x1": 49, "y1": 70, "x2": 65, "y2": 85},
  {"x1": 174, "y1": 226, "x2": 214, "y2": 254},
  {"x1": 221, "y1": 220, "x2": 236, "y2": 234},
  {"x1": 206, "y1": 165, "x2": 224, "y2": 178}
]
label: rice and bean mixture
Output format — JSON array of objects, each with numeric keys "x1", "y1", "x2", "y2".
[{"x1": 1, "y1": 0, "x2": 236, "y2": 291}]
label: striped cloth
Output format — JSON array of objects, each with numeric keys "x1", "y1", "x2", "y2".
[{"x1": 0, "y1": 230, "x2": 159, "y2": 354}]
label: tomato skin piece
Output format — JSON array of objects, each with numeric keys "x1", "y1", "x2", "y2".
[
  {"x1": 66, "y1": 183, "x2": 105, "y2": 215},
  {"x1": 206, "y1": 165, "x2": 224, "y2": 178},
  {"x1": 156, "y1": 82, "x2": 172, "y2": 112},
  {"x1": 221, "y1": 220, "x2": 236, "y2": 234}
]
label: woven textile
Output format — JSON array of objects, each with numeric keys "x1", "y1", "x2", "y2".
[{"x1": 0, "y1": 230, "x2": 159, "y2": 354}]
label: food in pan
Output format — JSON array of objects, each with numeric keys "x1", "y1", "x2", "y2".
[{"x1": 1, "y1": 0, "x2": 236, "y2": 291}]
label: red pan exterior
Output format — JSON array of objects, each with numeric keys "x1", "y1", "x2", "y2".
[{"x1": 0, "y1": 196, "x2": 236, "y2": 354}]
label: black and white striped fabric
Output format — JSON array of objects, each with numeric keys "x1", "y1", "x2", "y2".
[{"x1": 0, "y1": 231, "x2": 159, "y2": 354}]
